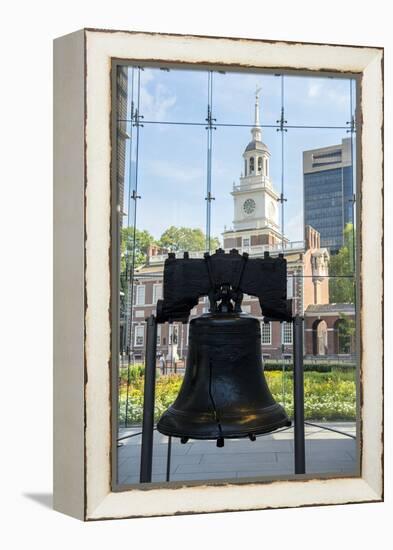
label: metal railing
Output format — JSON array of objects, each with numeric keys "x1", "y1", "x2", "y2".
[{"x1": 233, "y1": 175, "x2": 273, "y2": 192}]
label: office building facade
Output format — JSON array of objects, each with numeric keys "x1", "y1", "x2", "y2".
[{"x1": 303, "y1": 138, "x2": 354, "y2": 253}]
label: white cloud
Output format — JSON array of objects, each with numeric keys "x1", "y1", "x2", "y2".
[
  {"x1": 141, "y1": 68, "x2": 154, "y2": 84},
  {"x1": 308, "y1": 82, "x2": 323, "y2": 98},
  {"x1": 212, "y1": 72, "x2": 278, "y2": 122},
  {"x1": 140, "y1": 74, "x2": 177, "y2": 121},
  {"x1": 307, "y1": 80, "x2": 348, "y2": 106}
]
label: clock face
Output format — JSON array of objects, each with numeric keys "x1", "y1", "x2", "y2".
[{"x1": 243, "y1": 198, "x2": 256, "y2": 215}]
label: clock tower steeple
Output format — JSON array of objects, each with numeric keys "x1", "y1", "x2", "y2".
[{"x1": 223, "y1": 89, "x2": 286, "y2": 250}]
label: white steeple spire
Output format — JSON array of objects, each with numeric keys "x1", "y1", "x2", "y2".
[{"x1": 251, "y1": 86, "x2": 262, "y2": 142}]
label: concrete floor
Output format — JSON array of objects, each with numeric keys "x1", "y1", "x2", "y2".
[{"x1": 117, "y1": 422, "x2": 357, "y2": 485}]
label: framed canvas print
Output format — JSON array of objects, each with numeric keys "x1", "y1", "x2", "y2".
[{"x1": 53, "y1": 28, "x2": 383, "y2": 520}]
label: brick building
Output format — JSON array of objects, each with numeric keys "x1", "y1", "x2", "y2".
[
  {"x1": 304, "y1": 303, "x2": 356, "y2": 359},
  {"x1": 126, "y1": 225, "x2": 333, "y2": 362},
  {"x1": 120, "y1": 91, "x2": 355, "y2": 363}
]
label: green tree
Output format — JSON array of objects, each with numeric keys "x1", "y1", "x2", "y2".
[
  {"x1": 158, "y1": 226, "x2": 220, "y2": 252},
  {"x1": 120, "y1": 227, "x2": 155, "y2": 284},
  {"x1": 329, "y1": 223, "x2": 355, "y2": 303},
  {"x1": 336, "y1": 312, "x2": 355, "y2": 354}
]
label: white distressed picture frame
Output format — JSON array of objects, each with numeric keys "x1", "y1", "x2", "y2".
[{"x1": 53, "y1": 29, "x2": 383, "y2": 521}]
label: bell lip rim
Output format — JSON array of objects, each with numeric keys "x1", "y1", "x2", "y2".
[{"x1": 156, "y1": 416, "x2": 292, "y2": 440}]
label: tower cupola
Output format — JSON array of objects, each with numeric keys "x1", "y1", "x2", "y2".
[{"x1": 243, "y1": 87, "x2": 271, "y2": 178}]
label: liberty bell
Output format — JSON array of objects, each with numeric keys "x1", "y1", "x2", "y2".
[{"x1": 156, "y1": 249, "x2": 292, "y2": 447}]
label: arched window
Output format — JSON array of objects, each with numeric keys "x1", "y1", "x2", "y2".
[
  {"x1": 244, "y1": 159, "x2": 247, "y2": 176},
  {"x1": 258, "y1": 156, "x2": 262, "y2": 173},
  {"x1": 249, "y1": 156, "x2": 254, "y2": 174}
]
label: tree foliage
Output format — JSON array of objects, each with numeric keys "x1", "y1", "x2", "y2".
[
  {"x1": 158, "y1": 226, "x2": 220, "y2": 252},
  {"x1": 120, "y1": 225, "x2": 220, "y2": 288},
  {"x1": 328, "y1": 223, "x2": 356, "y2": 303},
  {"x1": 337, "y1": 313, "x2": 355, "y2": 354},
  {"x1": 120, "y1": 227, "x2": 155, "y2": 285}
]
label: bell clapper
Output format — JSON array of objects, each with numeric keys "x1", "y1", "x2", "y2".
[
  {"x1": 180, "y1": 436, "x2": 189, "y2": 444},
  {"x1": 248, "y1": 433, "x2": 256, "y2": 442},
  {"x1": 216, "y1": 437, "x2": 225, "y2": 448}
]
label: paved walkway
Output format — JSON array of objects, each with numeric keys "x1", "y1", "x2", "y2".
[{"x1": 117, "y1": 422, "x2": 357, "y2": 485}]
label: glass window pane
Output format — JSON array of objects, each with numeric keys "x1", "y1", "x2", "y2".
[
  {"x1": 261, "y1": 321, "x2": 272, "y2": 344},
  {"x1": 137, "y1": 66, "x2": 207, "y2": 124},
  {"x1": 212, "y1": 125, "x2": 282, "y2": 251},
  {"x1": 283, "y1": 75, "x2": 355, "y2": 128},
  {"x1": 212, "y1": 71, "x2": 281, "y2": 127},
  {"x1": 114, "y1": 63, "x2": 359, "y2": 487}
]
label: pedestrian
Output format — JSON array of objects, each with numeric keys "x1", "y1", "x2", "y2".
[{"x1": 159, "y1": 354, "x2": 165, "y2": 374}]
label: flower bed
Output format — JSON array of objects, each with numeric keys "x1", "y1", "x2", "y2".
[{"x1": 118, "y1": 367, "x2": 356, "y2": 425}]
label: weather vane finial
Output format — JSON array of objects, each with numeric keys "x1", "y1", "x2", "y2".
[{"x1": 254, "y1": 86, "x2": 262, "y2": 129}]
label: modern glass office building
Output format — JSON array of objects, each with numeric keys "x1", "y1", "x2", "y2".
[{"x1": 303, "y1": 138, "x2": 354, "y2": 253}]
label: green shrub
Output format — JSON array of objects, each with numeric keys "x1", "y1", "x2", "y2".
[
  {"x1": 118, "y1": 369, "x2": 356, "y2": 425},
  {"x1": 265, "y1": 370, "x2": 356, "y2": 421},
  {"x1": 119, "y1": 373, "x2": 182, "y2": 424},
  {"x1": 118, "y1": 363, "x2": 146, "y2": 385},
  {"x1": 264, "y1": 360, "x2": 356, "y2": 373}
]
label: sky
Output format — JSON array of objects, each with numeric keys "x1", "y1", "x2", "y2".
[{"x1": 120, "y1": 66, "x2": 356, "y2": 245}]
